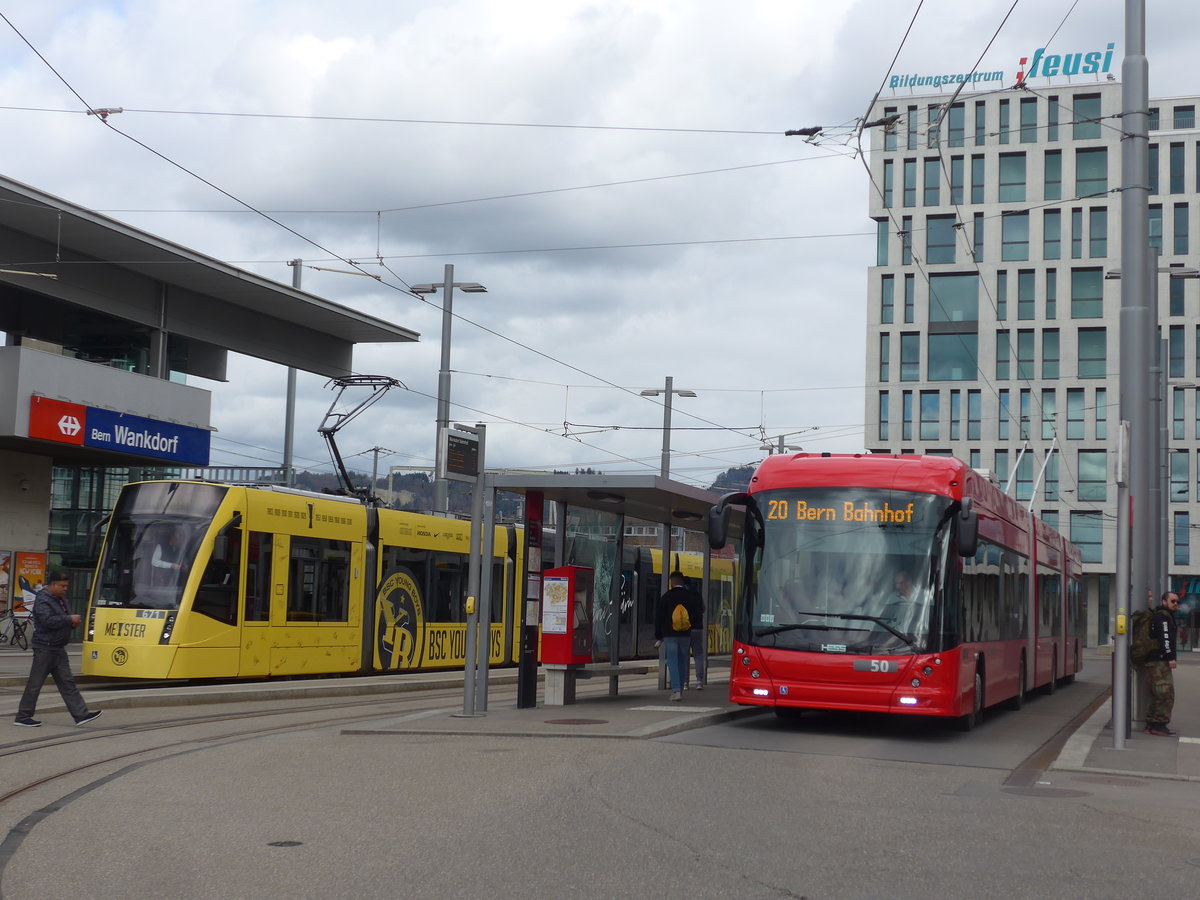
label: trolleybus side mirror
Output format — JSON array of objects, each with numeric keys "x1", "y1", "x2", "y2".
[
  {"x1": 957, "y1": 498, "x2": 978, "y2": 557},
  {"x1": 708, "y1": 491, "x2": 751, "y2": 550}
]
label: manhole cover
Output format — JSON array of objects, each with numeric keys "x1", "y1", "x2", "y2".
[
  {"x1": 544, "y1": 718, "x2": 608, "y2": 725},
  {"x1": 1001, "y1": 786, "x2": 1091, "y2": 798}
]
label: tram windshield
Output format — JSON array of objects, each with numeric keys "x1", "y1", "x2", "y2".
[
  {"x1": 736, "y1": 487, "x2": 952, "y2": 655},
  {"x1": 93, "y1": 482, "x2": 228, "y2": 610}
]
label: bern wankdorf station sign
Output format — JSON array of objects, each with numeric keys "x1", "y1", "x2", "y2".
[{"x1": 29, "y1": 396, "x2": 211, "y2": 466}]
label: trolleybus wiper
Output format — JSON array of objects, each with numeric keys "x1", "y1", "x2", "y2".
[{"x1": 758, "y1": 611, "x2": 913, "y2": 647}]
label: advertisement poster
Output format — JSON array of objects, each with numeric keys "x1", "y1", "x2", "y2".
[
  {"x1": 0, "y1": 551, "x2": 10, "y2": 610},
  {"x1": 13, "y1": 552, "x2": 46, "y2": 612}
]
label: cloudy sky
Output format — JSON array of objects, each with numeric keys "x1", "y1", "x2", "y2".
[{"x1": 1, "y1": 1, "x2": 1195, "y2": 490}]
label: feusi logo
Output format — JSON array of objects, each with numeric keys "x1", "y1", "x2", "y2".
[{"x1": 1017, "y1": 42, "x2": 1116, "y2": 84}]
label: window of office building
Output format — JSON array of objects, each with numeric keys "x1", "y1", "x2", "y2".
[
  {"x1": 882, "y1": 159, "x2": 894, "y2": 207},
  {"x1": 996, "y1": 331, "x2": 1010, "y2": 380},
  {"x1": 999, "y1": 152, "x2": 1026, "y2": 201},
  {"x1": 1044, "y1": 209, "x2": 1062, "y2": 259},
  {"x1": 1067, "y1": 388, "x2": 1084, "y2": 439},
  {"x1": 1001, "y1": 212, "x2": 1029, "y2": 260},
  {"x1": 1170, "y1": 142, "x2": 1185, "y2": 194},
  {"x1": 904, "y1": 274, "x2": 915, "y2": 323},
  {"x1": 1149, "y1": 204, "x2": 1163, "y2": 253},
  {"x1": 1073, "y1": 94, "x2": 1101, "y2": 140},
  {"x1": 1019, "y1": 388, "x2": 1032, "y2": 440},
  {"x1": 883, "y1": 106, "x2": 897, "y2": 151},
  {"x1": 1042, "y1": 388, "x2": 1057, "y2": 439},
  {"x1": 967, "y1": 390, "x2": 981, "y2": 440},
  {"x1": 924, "y1": 158, "x2": 940, "y2": 205},
  {"x1": 1149, "y1": 106, "x2": 1160, "y2": 130},
  {"x1": 1175, "y1": 387, "x2": 1186, "y2": 440},
  {"x1": 927, "y1": 103, "x2": 942, "y2": 149},
  {"x1": 1171, "y1": 273, "x2": 1185, "y2": 317},
  {"x1": 902, "y1": 391, "x2": 913, "y2": 440},
  {"x1": 974, "y1": 101, "x2": 986, "y2": 145},
  {"x1": 878, "y1": 391, "x2": 889, "y2": 440},
  {"x1": 881, "y1": 275, "x2": 894, "y2": 324},
  {"x1": 879, "y1": 333, "x2": 890, "y2": 381},
  {"x1": 1078, "y1": 327, "x2": 1107, "y2": 378},
  {"x1": 1089, "y1": 207, "x2": 1108, "y2": 257},
  {"x1": 906, "y1": 105, "x2": 918, "y2": 150},
  {"x1": 970, "y1": 155, "x2": 985, "y2": 203},
  {"x1": 1017, "y1": 270, "x2": 1035, "y2": 320},
  {"x1": 1017, "y1": 329, "x2": 1035, "y2": 379},
  {"x1": 927, "y1": 215, "x2": 956, "y2": 264},
  {"x1": 998, "y1": 389, "x2": 1011, "y2": 440},
  {"x1": 1171, "y1": 324, "x2": 1185, "y2": 377},
  {"x1": 1071, "y1": 268, "x2": 1104, "y2": 318},
  {"x1": 1078, "y1": 450, "x2": 1108, "y2": 501},
  {"x1": 996, "y1": 270, "x2": 1008, "y2": 320},
  {"x1": 901, "y1": 216, "x2": 913, "y2": 264},
  {"x1": 994, "y1": 449, "x2": 1009, "y2": 485},
  {"x1": 1175, "y1": 202, "x2": 1189, "y2": 255},
  {"x1": 1071, "y1": 511, "x2": 1103, "y2": 564},
  {"x1": 1015, "y1": 452, "x2": 1034, "y2": 501},
  {"x1": 999, "y1": 99, "x2": 1010, "y2": 144},
  {"x1": 1172, "y1": 449, "x2": 1189, "y2": 502},
  {"x1": 1175, "y1": 105, "x2": 1195, "y2": 129},
  {"x1": 1020, "y1": 97, "x2": 1038, "y2": 143},
  {"x1": 1044, "y1": 149, "x2": 1062, "y2": 201},
  {"x1": 1044, "y1": 454, "x2": 1060, "y2": 501},
  {"x1": 1047, "y1": 95, "x2": 1059, "y2": 140},
  {"x1": 950, "y1": 156, "x2": 964, "y2": 204},
  {"x1": 928, "y1": 273, "x2": 978, "y2": 322},
  {"x1": 1046, "y1": 269, "x2": 1057, "y2": 319},
  {"x1": 1071, "y1": 208, "x2": 1083, "y2": 258},
  {"x1": 1043, "y1": 329, "x2": 1060, "y2": 379},
  {"x1": 900, "y1": 333, "x2": 919, "y2": 381},
  {"x1": 920, "y1": 391, "x2": 940, "y2": 440},
  {"x1": 1175, "y1": 512, "x2": 1190, "y2": 566},
  {"x1": 876, "y1": 220, "x2": 888, "y2": 265},
  {"x1": 969, "y1": 449, "x2": 982, "y2": 469},
  {"x1": 903, "y1": 159, "x2": 917, "y2": 207},
  {"x1": 973, "y1": 212, "x2": 985, "y2": 261},
  {"x1": 1149, "y1": 143, "x2": 1159, "y2": 194},
  {"x1": 1095, "y1": 388, "x2": 1108, "y2": 440},
  {"x1": 1076, "y1": 147, "x2": 1108, "y2": 196},
  {"x1": 928, "y1": 333, "x2": 978, "y2": 381},
  {"x1": 948, "y1": 103, "x2": 965, "y2": 147},
  {"x1": 950, "y1": 390, "x2": 961, "y2": 439}
]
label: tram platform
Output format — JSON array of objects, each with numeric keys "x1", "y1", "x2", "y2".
[{"x1": 0, "y1": 645, "x2": 1197, "y2": 781}]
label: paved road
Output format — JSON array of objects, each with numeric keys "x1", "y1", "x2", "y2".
[{"x1": 0, "y1": 649, "x2": 1197, "y2": 898}]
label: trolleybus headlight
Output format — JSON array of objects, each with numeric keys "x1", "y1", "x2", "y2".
[
  {"x1": 742, "y1": 656, "x2": 751, "y2": 666},
  {"x1": 751, "y1": 669, "x2": 761, "y2": 679},
  {"x1": 752, "y1": 688, "x2": 769, "y2": 697},
  {"x1": 922, "y1": 666, "x2": 933, "y2": 676},
  {"x1": 898, "y1": 696, "x2": 918, "y2": 705},
  {"x1": 934, "y1": 657, "x2": 943, "y2": 665},
  {"x1": 910, "y1": 678, "x2": 921, "y2": 688}
]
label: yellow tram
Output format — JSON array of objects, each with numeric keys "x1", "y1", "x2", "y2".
[{"x1": 82, "y1": 480, "x2": 732, "y2": 680}]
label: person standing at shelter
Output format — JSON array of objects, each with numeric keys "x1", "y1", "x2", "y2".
[
  {"x1": 1143, "y1": 590, "x2": 1180, "y2": 736},
  {"x1": 682, "y1": 578, "x2": 706, "y2": 690},
  {"x1": 14, "y1": 572, "x2": 102, "y2": 728},
  {"x1": 655, "y1": 572, "x2": 695, "y2": 701}
]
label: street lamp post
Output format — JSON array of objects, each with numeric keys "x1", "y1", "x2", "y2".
[
  {"x1": 641, "y1": 377, "x2": 696, "y2": 576},
  {"x1": 411, "y1": 265, "x2": 487, "y2": 515}
]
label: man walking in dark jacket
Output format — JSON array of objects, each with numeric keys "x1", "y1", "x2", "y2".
[
  {"x1": 1143, "y1": 591, "x2": 1180, "y2": 736},
  {"x1": 14, "y1": 572, "x2": 102, "y2": 727},
  {"x1": 655, "y1": 572, "x2": 701, "y2": 701}
]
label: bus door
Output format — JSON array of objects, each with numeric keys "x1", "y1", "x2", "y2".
[{"x1": 238, "y1": 530, "x2": 275, "y2": 677}]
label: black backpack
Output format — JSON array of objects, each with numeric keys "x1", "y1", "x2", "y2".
[{"x1": 1130, "y1": 609, "x2": 1156, "y2": 665}]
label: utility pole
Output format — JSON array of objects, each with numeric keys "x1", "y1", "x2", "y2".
[{"x1": 284, "y1": 260, "x2": 301, "y2": 487}]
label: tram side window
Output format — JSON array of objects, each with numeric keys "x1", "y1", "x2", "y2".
[
  {"x1": 244, "y1": 531, "x2": 272, "y2": 622},
  {"x1": 431, "y1": 553, "x2": 467, "y2": 622},
  {"x1": 287, "y1": 537, "x2": 350, "y2": 622},
  {"x1": 193, "y1": 527, "x2": 241, "y2": 626}
]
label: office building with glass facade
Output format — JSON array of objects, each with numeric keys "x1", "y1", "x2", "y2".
[{"x1": 864, "y1": 81, "x2": 1200, "y2": 646}]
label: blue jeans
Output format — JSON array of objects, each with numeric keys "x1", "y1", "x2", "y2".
[
  {"x1": 663, "y1": 635, "x2": 689, "y2": 692},
  {"x1": 688, "y1": 629, "x2": 706, "y2": 686}
]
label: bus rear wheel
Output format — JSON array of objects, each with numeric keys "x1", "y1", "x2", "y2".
[{"x1": 1006, "y1": 659, "x2": 1026, "y2": 711}]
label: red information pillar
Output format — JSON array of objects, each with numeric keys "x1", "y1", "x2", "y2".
[{"x1": 540, "y1": 565, "x2": 594, "y2": 665}]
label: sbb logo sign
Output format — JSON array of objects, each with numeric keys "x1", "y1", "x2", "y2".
[{"x1": 28, "y1": 397, "x2": 86, "y2": 446}]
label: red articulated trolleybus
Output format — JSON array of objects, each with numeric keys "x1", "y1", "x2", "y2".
[{"x1": 707, "y1": 454, "x2": 1082, "y2": 729}]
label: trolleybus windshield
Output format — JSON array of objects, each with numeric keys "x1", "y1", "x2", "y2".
[
  {"x1": 738, "y1": 487, "x2": 951, "y2": 655},
  {"x1": 93, "y1": 482, "x2": 228, "y2": 610}
]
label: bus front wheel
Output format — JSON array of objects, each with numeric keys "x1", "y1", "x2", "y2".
[{"x1": 957, "y1": 669, "x2": 983, "y2": 731}]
